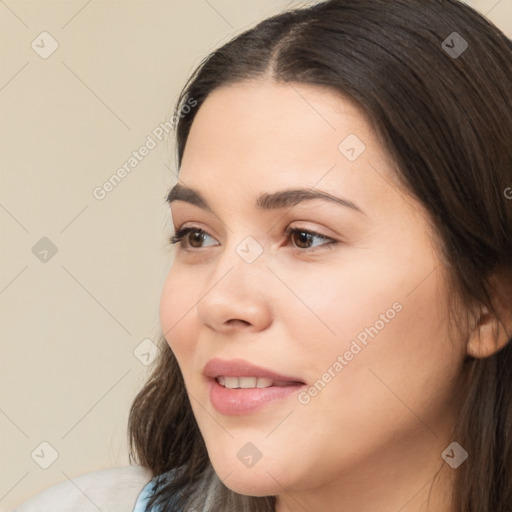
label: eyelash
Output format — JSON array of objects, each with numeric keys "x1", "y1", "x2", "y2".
[{"x1": 169, "y1": 226, "x2": 336, "y2": 253}]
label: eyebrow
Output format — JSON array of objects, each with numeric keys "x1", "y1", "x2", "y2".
[{"x1": 166, "y1": 183, "x2": 365, "y2": 215}]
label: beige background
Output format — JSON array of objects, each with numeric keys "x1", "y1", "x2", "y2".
[{"x1": 0, "y1": 0, "x2": 510, "y2": 510}]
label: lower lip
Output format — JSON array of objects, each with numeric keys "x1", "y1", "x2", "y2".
[{"x1": 208, "y1": 378, "x2": 305, "y2": 416}]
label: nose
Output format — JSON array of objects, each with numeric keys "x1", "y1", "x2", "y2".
[{"x1": 196, "y1": 242, "x2": 273, "y2": 335}]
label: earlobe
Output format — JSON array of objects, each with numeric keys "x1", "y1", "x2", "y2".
[
  {"x1": 466, "y1": 308, "x2": 509, "y2": 359},
  {"x1": 466, "y1": 274, "x2": 512, "y2": 359}
]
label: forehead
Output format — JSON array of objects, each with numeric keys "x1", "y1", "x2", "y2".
[
  {"x1": 180, "y1": 81, "x2": 387, "y2": 189},
  {"x1": 179, "y1": 82, "x2": 409, "y2": 217},
  {"x1": 183, "y1": 80, "x2": 371, "y2": 162}
]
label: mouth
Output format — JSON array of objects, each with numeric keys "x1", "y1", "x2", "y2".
[
  {"x1": 203, "y1": 358, "x2": 307, "y2": 415},
  {"x1": 215, "y1": 376, "x2": 304, "y2": 388}
]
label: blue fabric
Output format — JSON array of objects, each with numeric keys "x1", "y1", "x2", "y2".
[
  {"x1": 132, "y1": 477, "x2": 159, "y2": 512},
  {"x1": 132, "y1": 471, "x2": 181, "y2": 512}
]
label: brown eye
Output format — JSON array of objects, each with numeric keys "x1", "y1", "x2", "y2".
[
  {"x1": 291, "y1": 230, "x2": 315, "y2": 249},
  {"x1": 170, "y1": 228, "x2": 217, "y2": 249},
  {"x1": 187, "y1": 230, "x2": 207, "y2": 248},
  {"x1": 285, "y1": 227, "x2": 334, "y2": 251}
]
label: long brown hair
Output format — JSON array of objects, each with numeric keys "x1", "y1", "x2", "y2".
[{"x1": 128, "y1": 1, "x2": 512, "y2": 510}]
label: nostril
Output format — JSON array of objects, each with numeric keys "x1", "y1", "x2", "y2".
[{"x1": 227, "y1": 319, "x2": 250, "y2": 327}]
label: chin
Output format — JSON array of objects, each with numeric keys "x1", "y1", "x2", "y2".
[
  {"x1": 209, "y1": 455, "x2": 292, "y2": 497},
  {"x1": 219, "y1": 472, "x2": 280, "y2": 497}
]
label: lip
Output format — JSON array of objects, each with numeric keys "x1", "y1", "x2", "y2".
[
  {"x1": 203, "y1": 358, "x2": 306, "y2": 416},
  {"x1": 203, "y1": 358, "x2": 305, "y2": 383}
]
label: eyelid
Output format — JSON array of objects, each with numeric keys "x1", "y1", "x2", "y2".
[{"x1": 283, "y1": 225, "x2": 334, "y2": 242}]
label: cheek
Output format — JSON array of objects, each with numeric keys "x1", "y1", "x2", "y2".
[
  {"x1": 159, "y1": 267, "x2": 198, "y2": 360},
  {"x1": 308, "y1": 265, "x2": 460, "y2": 428},
  {"x1": 270, "y1": 254, "x2": 408, "y2": 361},
  {"x1": 286, "y1": 248, "x2": 461, "y2": 415}
]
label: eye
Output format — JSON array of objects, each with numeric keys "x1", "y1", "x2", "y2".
[
  {"x1": 284, "y1": 227, "x2": 336, "y2": 251},
  {"x1": 169, "y1": 226, "x2": 337, "y2": 252},
  {"x1": 170, "y1": 227, "x2": 218, "y2": 249}
]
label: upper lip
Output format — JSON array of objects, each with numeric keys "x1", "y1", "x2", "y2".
[{"x1": 203, "y1": 358, "x2": 305, "y2": 384}]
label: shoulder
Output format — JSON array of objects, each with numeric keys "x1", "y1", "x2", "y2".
[{"x1": 11, "y1": 465, "x2": 154, "y2": 512}]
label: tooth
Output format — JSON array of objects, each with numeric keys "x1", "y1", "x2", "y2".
[
  {"x1": 219, "y1": 376, "x2": 277, "y2": 389},
  {"x1": 256, "y1": 377, "x2": 273, "y2": 388},
  {"x1": 239, "y1": 377, "x2": 257, "y2": 388},
  {"x1": 224, "y1": 376, "x2": 240, "y2": 389}
]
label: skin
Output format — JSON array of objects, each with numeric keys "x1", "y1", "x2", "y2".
[{"x1": 159, "y1": 80, "x2": 495, "y2": 511}]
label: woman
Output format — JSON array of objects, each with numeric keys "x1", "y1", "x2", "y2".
[
  {"x1": 129, "y1": 0, "x2": 512, "y2": 510},
  {"x1": 13, "y1": 0, "x2": 512, "y2": 511}
]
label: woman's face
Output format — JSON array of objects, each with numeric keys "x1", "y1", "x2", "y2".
[{"x1": 160, "y1": 81, "x2": 466, "y2": 509}]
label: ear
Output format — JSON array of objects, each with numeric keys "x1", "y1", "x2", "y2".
[{"x1": 466, "y1": 271, "x2": 512, "y2": 359}]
